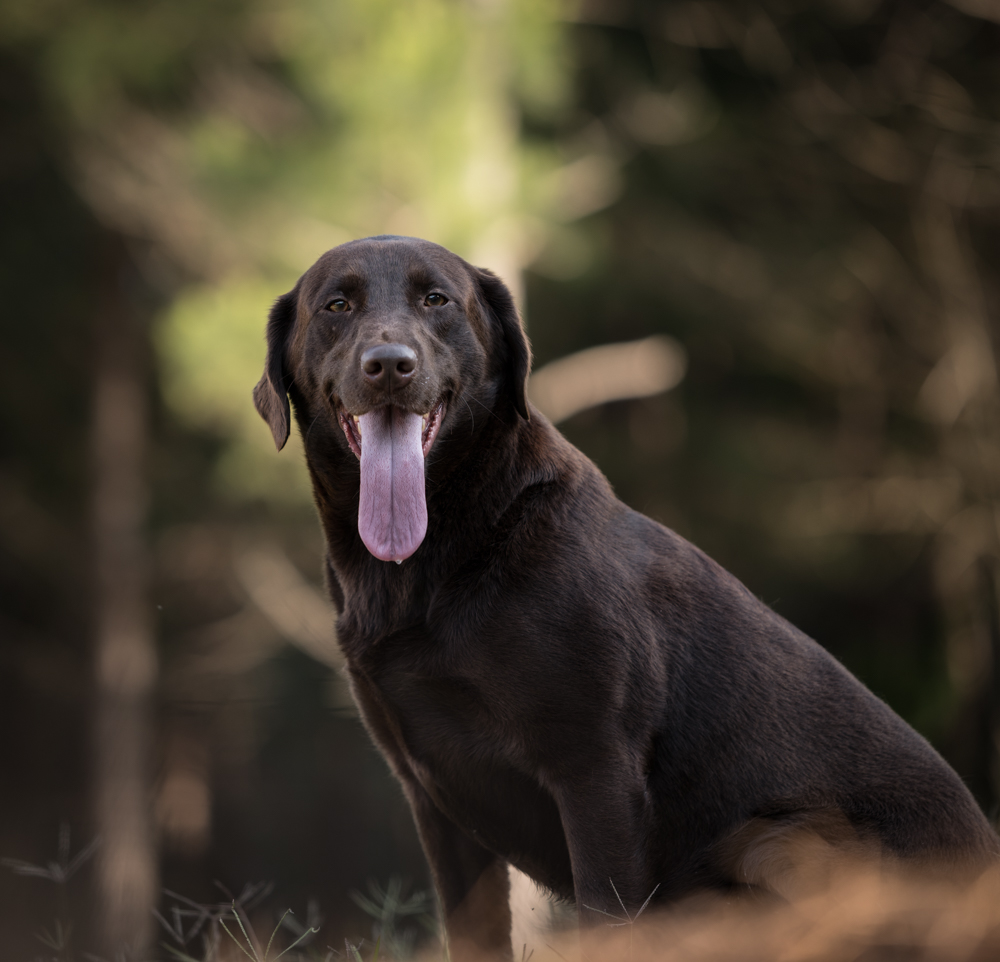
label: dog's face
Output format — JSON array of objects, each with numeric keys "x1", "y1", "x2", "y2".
[{"x1": 254, "y1": 235, "x2": 530, "y2": 563}]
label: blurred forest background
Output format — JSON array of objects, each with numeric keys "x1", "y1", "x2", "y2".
[{"x1": 2, "y1": 0, "x2": 1000, "y2": 957}]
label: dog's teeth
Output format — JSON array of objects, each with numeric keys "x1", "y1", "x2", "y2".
[{"x1": 395, "y1": 559, "x2": 402, "y2": 565}]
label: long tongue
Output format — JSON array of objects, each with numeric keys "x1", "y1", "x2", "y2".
[{"x1": 358, "y1": 407, "x2": 427, "y2": 562}]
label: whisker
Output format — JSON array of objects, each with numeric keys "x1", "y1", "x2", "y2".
[
  {"x1": 469, "y1": 394, "x2": 505, "y2": 425},
  {"x1": 462, "y1": 396, "x2": 475, "y2": 437},
  {"x1": 303, "y1": 412, "x2": 323, "y2": 443}
]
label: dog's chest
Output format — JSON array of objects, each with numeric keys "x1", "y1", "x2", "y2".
[
  {"x1": 364, "y1": 630, "x2": 530, "y2": 766},
  {"x1": 356, "y1": 625, "x2": 562, "y2": 805}
]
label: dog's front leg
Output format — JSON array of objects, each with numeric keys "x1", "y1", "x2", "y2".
[
  {"x1": 552, "y1": 776, "x2": 655, "y2": 929},
  {"x1": 348, "y1": 670, "x2": 512, "y2": 961},
  {"x1": 404, "y1": 782, "x2": 513, "y2": 962}
]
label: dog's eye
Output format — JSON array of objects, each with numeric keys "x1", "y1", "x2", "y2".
[
  {"x1": 425, "y1": 293, "x2": 448, "y2": 307},
  {"x1": 326, "y1": 298, "x2": 350, "y2": 312}
]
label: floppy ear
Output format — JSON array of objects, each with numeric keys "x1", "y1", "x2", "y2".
[
  {"x1": 253, "y1": 289, "x2": 297, "y2": 450},
  {"x1": 475, "y1": 268, "x2": 531, "y2": 421}
]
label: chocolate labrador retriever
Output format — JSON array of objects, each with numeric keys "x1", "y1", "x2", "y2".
[{"x1": 254, "y1": 235, "x2": 997, "y2": 959}]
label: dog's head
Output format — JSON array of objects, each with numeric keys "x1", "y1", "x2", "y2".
[{"x1": 254, "y1": 235, "x2": 531, "y2": 563}]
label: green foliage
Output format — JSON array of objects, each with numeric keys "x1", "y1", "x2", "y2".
[
  {"x1": 157, "y1": 277, "x2": 314, "y2": 503},
  {"x1": 349, "y1": 878, "x2": 435, "y2": 961},
  {"x1": 156, "y1": 882, "x2": 333, "y2": 962},
  {"x1": 2, "y1": 824, "x2": 98, "y2": 962},
  {"x1": 152, "y1": 879, "x2": 433, "y2": 962},
  {"x1": 2, "y1": 0, "x2": 571, "y2": 505},
  {"x1": 219, "y1": 904, "x2": 319, "y2": 962}
]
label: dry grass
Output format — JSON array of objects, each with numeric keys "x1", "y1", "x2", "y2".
[{"x1": 508, "y1": 857, "x2": 1000, "y2": 962}]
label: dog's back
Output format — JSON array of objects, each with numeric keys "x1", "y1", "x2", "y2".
[{"x1": 633, "y1": 512, "x2": 998, "y2": 880}]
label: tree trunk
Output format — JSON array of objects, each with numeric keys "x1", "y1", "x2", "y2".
[{"x1": 90, "y1": 237, "x2": 158, "y2": 956}]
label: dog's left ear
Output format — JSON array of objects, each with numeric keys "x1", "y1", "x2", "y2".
[
  {"x1": 253, "y1": 288, "x2": 298, "y2": 450},
  {"x1": 475, "y1": 268, "x2": 531, "y2": 421}
]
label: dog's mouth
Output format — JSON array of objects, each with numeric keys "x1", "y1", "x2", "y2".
[
  {"x1": 336, "y1": 399, "x2": 446, "y2": 564},
  {"x1": 337, "y1": 399, "x2": 446, "y2": 462}
]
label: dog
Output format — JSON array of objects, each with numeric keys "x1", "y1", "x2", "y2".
[{"x1": 254, "y1": 235, "x2": 998, "y2": 960}]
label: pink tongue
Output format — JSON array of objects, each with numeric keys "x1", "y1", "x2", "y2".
[{"x1": 358, "y1": 407, "x2": 427, "y2": 562}]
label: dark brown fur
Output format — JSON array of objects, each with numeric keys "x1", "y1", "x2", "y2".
[{"x1": 254, "y1": 236, "x2": 998, "y2": 960}]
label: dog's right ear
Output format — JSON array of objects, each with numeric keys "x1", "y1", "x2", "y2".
[
  {"x1": 253, "y1": 289, "x2": 297, "y2": 450},
  {"x1": 474, "y1": 267, "x2": 531, "y2": 421}
]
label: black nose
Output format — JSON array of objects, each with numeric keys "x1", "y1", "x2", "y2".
[{"x1": 361, "y1": 343, "x2": 418, "y2": 391}]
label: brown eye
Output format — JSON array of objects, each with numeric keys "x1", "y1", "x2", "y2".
[
  {"x1": 425, "y1": 292, "x2": 448, "y2": 307},
  {"x1": 326, "y1": 298, "x2": 349, "y2": 312}
]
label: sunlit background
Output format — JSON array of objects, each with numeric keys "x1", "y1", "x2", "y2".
[{"x1": 2, "y1": 0, "x2": 1000, "y2": 957}]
